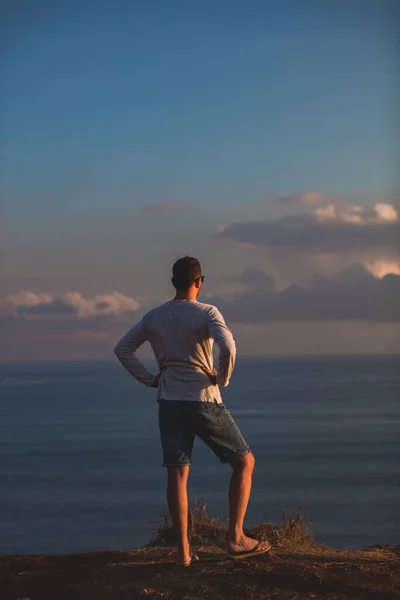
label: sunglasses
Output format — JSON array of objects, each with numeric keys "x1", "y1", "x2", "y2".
[{"x1": 195, "y1": 275, "x2": 205, "y2": 283}]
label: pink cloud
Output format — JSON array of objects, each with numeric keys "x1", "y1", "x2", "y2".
[
  {"x1": 277, "y1": 190, "x2": 325, "y2": 205},
  {"x1": 3, "y1": 291, "x2": 140, "y2": 318},
  {"x1": 315, "y1": 202, "x2": 398, "y2": 224}
]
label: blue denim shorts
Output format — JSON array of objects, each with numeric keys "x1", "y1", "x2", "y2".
[{"x1": 157, "y1": 399, "x2": 251, "y2": 467}]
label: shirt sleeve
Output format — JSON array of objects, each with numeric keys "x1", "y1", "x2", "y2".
[
  {"x1": 113, "y1": 315, "x2": 156, "y2": 387},
  {"x1": 206, "y1": 306, "x2": 236, "y2": 387}
]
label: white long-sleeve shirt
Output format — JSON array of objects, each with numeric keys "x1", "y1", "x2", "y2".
[{"x1": 114, "y1": 299, "x2": 236, "y2": 402}]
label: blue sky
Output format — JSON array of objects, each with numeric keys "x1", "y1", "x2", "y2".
[
  {"x1": 1, "y1": 1, "x2": 399, "y2": 361},
  {"x1": 3, "y1": 1, "x2": 397, "y2": 215}
]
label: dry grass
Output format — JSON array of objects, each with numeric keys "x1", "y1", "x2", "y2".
[
  {"x1": 149, "y1": 498, "x2": 225, "y2": 546},
  {"x1": 149, "y1": 498, "x2": 313, "y2": 550},
  {"x1": 278, "y1": 507, "x2": 314, "y2": 548}
]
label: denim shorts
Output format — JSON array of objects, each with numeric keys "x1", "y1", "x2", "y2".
[{"x1": 157, "y1": 399, "x2": 251, "y2": 467}]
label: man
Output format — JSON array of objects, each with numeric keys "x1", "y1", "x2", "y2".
[{"x1": 114, "y1": 256, "x2": 271, "y2": 565}]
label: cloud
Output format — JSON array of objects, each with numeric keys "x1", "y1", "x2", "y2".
[
  {"x1": 4, "y1": 291, "x2": 140, "y2": 319},
  {"x1": 277, "y1": 191, "x2": 325, "y2": 205},
  {"x1": 17, "y1": 298, "x2": 78, "y2": 316},
  {"x1": 315, "y1": 202, "x2": 398, "y2": 224},
  {"x1": 207, "y1": 266, "x2": 400, "y2": 322},
  {"x1": 212, "y1": 201, "x2": 400, "y2": 286},
  {"x1": 212, "y1": 203, "x2": 399, "y2": 254},
  {"x1": 0, "y1": 290, "x2": 142, "y2": 336},
  {"x1": 139, "y1": 201, "x2": 190, "y2": 213},
  {"x1": 365, "y1": 259, "x2": 400, "y2": 278},
  {"x1": 372, "y1": 203, "x2": 398, "y2": 222},
  {"x1": 277, "y1": 191, "x2": 399, "y2": 225},
  {"x1": 233, "y1": 266, "x2": 274, "y2": 289}
]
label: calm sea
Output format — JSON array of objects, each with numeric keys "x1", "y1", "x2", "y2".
[{"x1": 0, "y1": 355, "x2": 399, "y2": 555}]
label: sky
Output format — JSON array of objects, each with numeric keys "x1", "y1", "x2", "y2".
[{"x1": 1, "y1": 0, "x2": 399, "y2": 362}]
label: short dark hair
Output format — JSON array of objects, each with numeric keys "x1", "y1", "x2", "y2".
[{"x1": 172, "y1": 256, "x2": 202, "y2": 291}]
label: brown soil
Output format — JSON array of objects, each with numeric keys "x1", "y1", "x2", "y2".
[{"x1": 2, "y1": 542, "x2": 399, "y2": 600}]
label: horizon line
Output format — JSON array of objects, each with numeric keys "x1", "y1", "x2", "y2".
[{"x1": 1, "y1": 352, "x2": 399, "y2": 367}]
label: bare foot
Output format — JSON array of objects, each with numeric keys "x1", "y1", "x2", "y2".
[
  {"x1": 178, "y1": 547, "x2": 199, "y2": 565},
  {"x1": 226, "y1": 534, "x2": 270, "y2": 554}
]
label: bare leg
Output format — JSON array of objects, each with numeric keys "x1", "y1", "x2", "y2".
[
  {"x1": 226, "y1": 452, "x2": 270, "y2": 553},
  {"x1": 166, "y1": 466, "x2": 192, "y2": 563}
]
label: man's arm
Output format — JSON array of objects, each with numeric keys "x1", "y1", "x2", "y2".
[
  {"x1": 113, "y1": 316, "x2": 157, "y2": 387},
  {"x1": 206, "y1": 306, "x2": 236, "y2": 387}
]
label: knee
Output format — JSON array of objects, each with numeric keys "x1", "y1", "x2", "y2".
[{"x1": 232, "y1": 452, "x2": 255, "y2": 471}]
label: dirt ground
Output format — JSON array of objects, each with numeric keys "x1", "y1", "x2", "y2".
[{"x1": 1, "y1": 543, "x2": 399, "y2": 600}]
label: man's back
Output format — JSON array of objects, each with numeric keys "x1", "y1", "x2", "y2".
[
  {"x1": 114, "y1": 298, "x2": 236, "y2": 402},
  {"x1": 113, "y1": 256, "x2": 269, "y2": 565}
]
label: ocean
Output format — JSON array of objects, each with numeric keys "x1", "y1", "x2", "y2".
[{"x1": 0, "y1": 355, "x2": 399, "y2": 555}]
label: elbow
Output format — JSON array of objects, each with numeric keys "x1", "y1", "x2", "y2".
[
  {"x1": 221, "y1": 341, "x2": 236, "y2": 356},
  {"x1": 225, "y1": 347, "x2": 236, "y2": 367},
  {"x1": 114, "y1": 342, "x2": 134, "y2": 362},
  {"x1": 114, "y1": 344, "x2": 123, "y2": 358}
]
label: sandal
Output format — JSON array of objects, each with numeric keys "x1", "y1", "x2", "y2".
[{"x1": 227, "y1": 539, "x2": 271, "y2": 560}]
